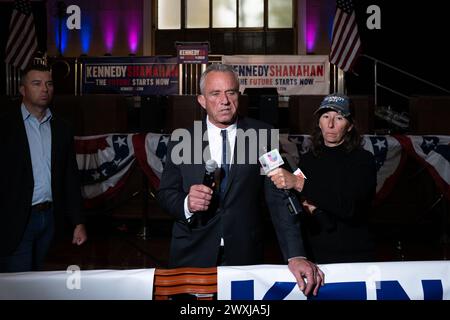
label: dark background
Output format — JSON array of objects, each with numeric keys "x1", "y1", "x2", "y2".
[{"x1": 349, "y1": 1, "x2": 449, "y2": 107}]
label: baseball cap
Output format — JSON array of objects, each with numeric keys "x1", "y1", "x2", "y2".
[{"x1": 314, "y1": 93, "x2": 351, "y2": 118}]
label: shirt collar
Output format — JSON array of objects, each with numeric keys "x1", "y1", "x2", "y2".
[
  {"x1": 206, "y1": 116, "x2": 237, "y2": 135},
  {"x1": 21, "y1": 103, "x2": 52, "y2": 124}
]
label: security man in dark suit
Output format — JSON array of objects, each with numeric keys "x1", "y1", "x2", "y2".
[
  {"x1": 158, "y1": 64, "x2": 324, "y2": 296},
  {"x1": 0, "y1": 64, "x2": 87, "y2": 272}
]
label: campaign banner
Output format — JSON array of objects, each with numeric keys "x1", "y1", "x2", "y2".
[
  {"x1": 222, "y1": 55, "x2": 330, "y2": 96},
  {"x1": 177, "y1": 43, "x2": 209, "y2": 64},
  {"x1": 81, "y1": 56, "x2": 179, "y2": 95},
  {"x1": 0, "y1": 268, "x2": 155, "y2": 300},
  {"x1": 217, "y1": 261, "x2": 450, "y2": 300}
]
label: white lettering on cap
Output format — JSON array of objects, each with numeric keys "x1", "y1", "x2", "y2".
[{"x1": 325, "y1": 96, "x2": 346, "y2": 103}]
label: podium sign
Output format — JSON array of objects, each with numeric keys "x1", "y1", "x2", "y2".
[{"x1": 176, "y1": 43, "x2": 209, "y2": 64}]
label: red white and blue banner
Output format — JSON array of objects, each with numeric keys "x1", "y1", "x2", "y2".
[
  {"x1": 133, "y1": 132, "x2": 170, "y2": 189},
  {"x1": 217, "y1": 261, "x2": 450, "y2": 300},
  {"x1": 222, "y1": 55, "x2": 330, "y2": 96},
  {"x1": 75, "y1": 134, "x2": 136, "y2": 208},
  {"x1": 74, "y1": 133, "x2": 449, "y2": 208},
  {"x1": 395, "y1": 135, "x2": 450, "y2": 200},
  {"x1": 362, "y1": 135, "x2": 406, "y2": 203},
  {"x1": 75, "y1": 133, "x2": 169, "y2": 207},
  {"x1": 81, "y1": 56, "x2": 179, "y2": 95}
]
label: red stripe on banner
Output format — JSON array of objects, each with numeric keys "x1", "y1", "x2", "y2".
[
  {"x1": 373, "y1": 146, "x2": 407, "y2": 206},
  {"x1": 75, "y1": 136, "x2": 109, "y2": 154},
  {"x1": 394, "y1": 135, "x2": 450, "y2": 201},
  {"x1": 132, "y1": 133, "x2": 161, "y2": 190}
]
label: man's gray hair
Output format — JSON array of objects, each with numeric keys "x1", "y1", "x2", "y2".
[{"x1": 199, "y1": 63, "x2": 239, "y2": 95}]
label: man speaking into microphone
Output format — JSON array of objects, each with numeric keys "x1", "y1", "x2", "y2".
[{"x1": 158, "y1": 64, "x2": 324, "y2": 297}]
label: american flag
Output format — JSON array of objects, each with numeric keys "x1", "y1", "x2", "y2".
[
  {"x1": 4, "y1": 0, "x2": 38, "y2": 70},
  {"x1": 329, "y1": 0, "x2": 361, "y2": 72}
]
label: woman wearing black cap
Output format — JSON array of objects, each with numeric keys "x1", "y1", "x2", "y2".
[{"x1": 268, "y1": 93, "x2": 376, "y2": 264}]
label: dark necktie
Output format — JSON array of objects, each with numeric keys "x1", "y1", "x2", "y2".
[{"x1": 220, "y1": 129, "x2": 230, "y2": 199}]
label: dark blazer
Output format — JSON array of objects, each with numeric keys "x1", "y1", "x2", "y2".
[
  {"x1": 158, "y1": 117, "x2": 305, "y2": 267},
  {"x1": 0, "y1": 105, "x2": 84, "y2": 256}
]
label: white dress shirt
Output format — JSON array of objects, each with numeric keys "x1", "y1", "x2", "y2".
[
  {"x1": 21, "y1": 104, "x2": 53, "y2": 205},
  {"x1": 183, "y1": 116, "x2": 237, "y2": 246}
]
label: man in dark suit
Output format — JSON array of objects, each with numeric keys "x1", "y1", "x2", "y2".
[
  {"x1": 0, "y1": 64, "x2": 87, "y2": 273},
  {"x1": 158, "y1": 64, "x2": 324, "y2": 296}
]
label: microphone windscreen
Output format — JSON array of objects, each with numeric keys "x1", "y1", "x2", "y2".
[{"x1": 205, "y1": 159, "x2": 218, "y2": 173}]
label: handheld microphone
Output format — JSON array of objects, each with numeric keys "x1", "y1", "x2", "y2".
[
  {"x1": 203, "y1": 159, "x2": 218, "y2": 189},
  {"x1": 258, "y1": 148, "x2": 302, "y2": 215}
]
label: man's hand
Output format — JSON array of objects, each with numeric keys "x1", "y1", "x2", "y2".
[
  {"x1": 267, "y1": 168, "x2": 304, "y2": 192},
  {"x1": 72, "y1": 224, "x2": 87, "y2": 245},
  {"x1": 187, "y1": 184, "x2": 213, "y2": 212},
  {"x1": 288, "y1": 257, "x2": 325, "y2": 296}
]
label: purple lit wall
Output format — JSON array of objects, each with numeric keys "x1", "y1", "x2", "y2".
[
  {"x1": 45, "y1": 0, "x2": 335, "y2": 57},
  {"x1": 305, "y1": 3, "x2": 320, "y2": 53},
  {"x1": 101, "y1": 11, "x2": 117, "y2": 53},
  {"x1": 126, "y1": 11, "x2": 141, "y2": 54},
  {"x1": 305, "y1": 20, "x2": 317, "y2": 53},
  {"x1": 305, "y1": 0, "x2": 336, "y2": 55},
  {"x1": 46, "y1": 0, "x2": 143, "y2": 57}
]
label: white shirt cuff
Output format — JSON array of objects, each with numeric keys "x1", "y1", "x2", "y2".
[
  {"x1": 293, "y1": 168, "x2": 307, "y2": 179},
  {"x1": 184, "y1": 196, "x2": 194, "y2": 220}
]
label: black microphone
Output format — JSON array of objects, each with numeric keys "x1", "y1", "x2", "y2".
[
  {"x1": 282, "y1": 189, "x2": 302, "y2": 215},
  {"x1": 203, "y1": 159, "x2": 218, "y2": 189},
  {"x1": 259, "y1": 149, "x2": 303, "y2": 215}
]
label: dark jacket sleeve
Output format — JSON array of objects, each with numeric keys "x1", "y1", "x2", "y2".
[
  {"x1": 157, "y1": 139, "x2": 189, "y2": 222},
  {"x1": 302, "y1": 151, "x2": 376, "y2": 220},
  {"x1": 64, "y1": 126, "x2": 85, "y2": 226},
  {"x1": 264, "y1": 177, "x2": 306, "y2": 261},
  {"x1": 262, "y1": 126, "x2": 306, "y2": 261}
]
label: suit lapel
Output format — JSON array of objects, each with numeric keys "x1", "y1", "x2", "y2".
[
  {"x1": 16, "y1": 107, "x2": 33, "y2": 180},
  {"x1": 201, "y1": 121, "x2": 211, "y2": 165},
  {"x1": 191, "y1": 121, "x2": 210, "y2": 184}
]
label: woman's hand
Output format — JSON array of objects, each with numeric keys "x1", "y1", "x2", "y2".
[
  {"x1": 267, "y1": 168, "x2": 305, "y2": 192},
  {"x1": 302, "y1": 199, "x2": 317, "y2": 215}
]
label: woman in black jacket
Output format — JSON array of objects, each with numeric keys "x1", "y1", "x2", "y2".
[{"x1": 269, "y1": 93, "x2": 376, "y2": 264}]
